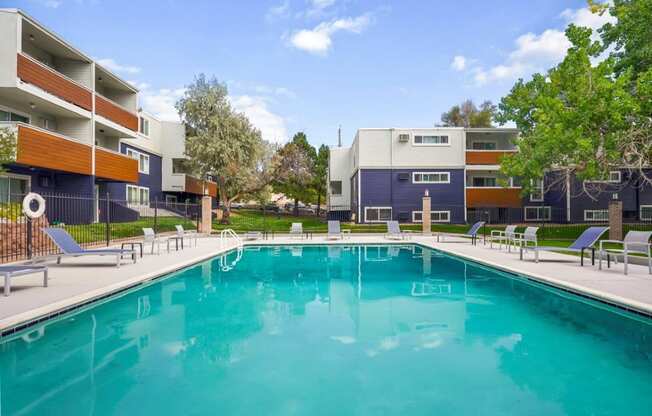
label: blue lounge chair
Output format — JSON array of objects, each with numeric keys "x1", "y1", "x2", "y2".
[
  {"x1": 526, "y1": 226, "x2": 609, "y2": 266},
  {"x1": 0, "y1": 265, "x2": 48, "y2": 296},
  {"x1": 42, "y1": 228, "x2": 137, "y2": 268},
  {"x1": 436, "y1": 221, "x2": 485, "y2": 245}
]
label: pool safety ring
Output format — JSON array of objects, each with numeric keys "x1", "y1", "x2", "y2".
[{"x1": 22, "y1": 192, "x2": 46, "y2": 219}]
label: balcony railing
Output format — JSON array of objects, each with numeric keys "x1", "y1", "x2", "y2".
[
  {"x1": 466, "y1": 187, "x2": 522, "y2": 208},
  {"x1": 185, "y1": 175, "x2": 218, "y2": 197},
  {"x1": 95, "y1": 94, "x2": 138, "y2": 131},
  {"x1": 17, "y1": 53, "x2": 93, "y2": 112},
  {"x1": 465, "y1": 150, "x2": 517, "y2": 165},
  {"x1": 95, "y1": 147, "x2": 139, "y2": 183},
  {"x1": 0, "y1": 122, "x2": 93, "y2": 175}
]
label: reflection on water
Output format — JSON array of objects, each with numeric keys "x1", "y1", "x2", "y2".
[{"x1": 1, "y1": 245, "x2": 651, "y2": 416}]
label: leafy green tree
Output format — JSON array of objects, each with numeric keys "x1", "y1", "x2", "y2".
[
  {"x1": 0, "y1": 127, "x2": 16, "y2": 173},
  {"x1": 273, "y1": 132, "x2": 315, "y2": 215},
  {"x1": 313, "y1": 144, "x2": 329, "y2": 216},
  {"x1": 440, "y1": 99, "x2": 496, "y2": 128},
  {"x1": 496, "y1": 25, "x2": 647, "y2": 195},
  {"x1": 176, "y1": 74, "x2": 276, "y2": 219}
]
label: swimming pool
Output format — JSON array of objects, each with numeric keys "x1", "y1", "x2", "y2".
[{"x1": 1, "y1": 244, "x2": 651, "y2": 415}]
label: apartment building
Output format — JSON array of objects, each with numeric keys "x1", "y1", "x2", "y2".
[
  {"x1": 328, "y1": 127, "x2": 652, "y2": 224},
  {"x1": 0, "y1": 9, "x2": 216, "y2": 214}
]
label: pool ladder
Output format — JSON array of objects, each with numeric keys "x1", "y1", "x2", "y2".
[{"x1": 220, "y1": 228, "x2": 243, "y2": 249}]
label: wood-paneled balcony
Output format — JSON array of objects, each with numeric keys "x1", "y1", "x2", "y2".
[
  {"x1": 17, "y1": 53, "x2": 93, "y2": 112},
  {"x1": 185, "y1": 175, "x2": 218, "y2": 197},
  {"x1": 466, "y1": 187, "x2": 522, "y2": 208},
  {"x1": 1, "y1": 122, "x2": 92, "y2": 175},
  {"x1": 95, "y1": 94, "x2": 138, "y2": 132},
  {"x1": 465, "y1": 150, "x2": 517, "y2": 165},
  {"x1": 95, "y1": 147, "x2": 139, "y2": 183}
]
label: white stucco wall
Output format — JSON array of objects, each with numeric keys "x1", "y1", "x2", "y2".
[
  {"x1": 0, "y1": 11, "x2": 18, "y2": 88},
  {"x1": 328, "y1": 146, "x2": 352, "y2": 207}
]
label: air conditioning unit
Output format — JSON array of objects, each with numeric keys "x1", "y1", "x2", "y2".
[
  {"x1": 398, "y1": 133, "x2": 410, "y2": 143},
  {"x1": 397, "y1": 172, "x2": 410, "y2": 181}
]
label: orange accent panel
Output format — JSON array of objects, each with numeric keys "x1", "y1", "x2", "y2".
[
  {"x1": 95, "y1": 95, "x2": 138, "y2": 131},
  {"x1": 205, "y1": 181, "x2": 218, "y2": 198},
  {"x1": 466, "y1": 151, "x2": 515, "y2": 165},
  {"x1": 466, "y1": 188, "x2": 522, "y2": 208},
  {"x1": 184, "y1": 176, "x2": 218, "y2": 197},
  {"x1": 17, "y1": 54, "x2": 92, "y2": 111},
  {"x1": 16, "y1": 125, "x2": 92, "y2": 175},
  {"x1": 95, "y1": 148, "x2": 139, "y2": 183}
]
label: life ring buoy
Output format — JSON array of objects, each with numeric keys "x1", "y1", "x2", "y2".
[{"x1": 23, "y1": 193, "x2": 46, "y2": 219}]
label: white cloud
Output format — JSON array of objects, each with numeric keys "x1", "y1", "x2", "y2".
[
  {"x1": 231, "y1": 95, "x2": 288, "y2": 143},
  {"x1": 288, "y1": 14, "x2": 371, "y2": 55},
  {"x1": 266, "y1": 0, "x2": 291, "y2": 21},
  {"x1": 451, "y1": 55, "x2": 467, "y2": 71},
  {"x1": 138, "y1": 87, "x2": 186, "y2": 121},
  {"x1": 95, "y1": 58, "x2": 141, "y2": 75},
  {"x1": 44, "y1": 0, "x2": 62, "y2": 8},
  {"x1": 229, "y1": 81, "x2": 297, "y2": 99},
  {"x1": 469, "y1": 5, "x2": 615, "y2": 86}
]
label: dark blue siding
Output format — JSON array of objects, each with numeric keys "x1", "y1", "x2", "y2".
[
  {"x1": 359, "y1": 168, "x2": 465, "y2": 223},
  {"x1": 104, "y1": 144, "x2": 163, "y2": 202}
]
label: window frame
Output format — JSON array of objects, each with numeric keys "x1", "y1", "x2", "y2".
[
  {"x1": 139, "y1": 116, "x2": 150, "y2": 137},
  {"x1": 584, "y1": 209, "x2": 609, "y2": 222},
  {"x1": 126, "y1": 185, "x2": 150, "y2": 207},
  {"x1": 364, "y1": 206, "x2": 392, "y2": 223},
  {"x1": 641, "y1": 205, "x2": 652, "y2": 221},
  {"x1": 0, "y1": 173, "x2": 31, "y2": 203},
  {"x1": 413, "y1": 135, "x2": 450, "y2": 147},
  {"x1": 524, "y1": 206, "x2": 551, "y2": 222},
  {"x1": 412, "y1": 210, "x2": 451, "y2": 223},
  {"x1": 471, "y1": 176, "x2": 498, "y2": 187},
  {"x1": 608, "y1": 171, "x2": 621, "y2": 183},
  {"x1": 529, "y1": 179, "x2": 544, "y2": 202},
  {"x1": 471, "y1": 141, "x2": 497, "y2": 150},
  {"x1": 125, "y1": 148, "x2": 150, "y2": 174},
  {"x1": 329, "y1": 180, "x2": 343, "y2": 196},
  {"x1": 412, "y1": 171, "x2": 451, "y2": 184}
]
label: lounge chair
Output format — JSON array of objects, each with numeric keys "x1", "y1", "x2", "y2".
[
  {"x1": 599, "y1": 231, "x2": 652, "y2": 275},
  {"x1": 0, "y1": 265, "x2": 48, "y2": 296},
  {"x1": 525, "y1": 226, "x2": 609, "y2": 266},
  {"x1": 435, "y1": 221, "x2": 485, "y2": 245},
  {"x1": 327, "y1": 220, "x2": 350, "y2": 240},
  {"x1": 513, "y1": 226, "x2": 539, "y2": 258},
  {"x1": 175, "y1": 225, "x2": 198, "y2": 247},
  {"x1": 290, "y1": 223, "x2": 304, "y2": 239},
  {"x1": 41, "y1": 228, "x2": 137, "y2": 268},
  {"x1": 142, "y1": 228, "x2": 167, "y2": 255},
  {"x1": 385, "y1": 221, "x2": 408, "y2": 240},
  {"x1": 244, "y1": 231, "x2": 263, "y2": 241},
  {"x1": 488, "y1": 225, "x2": 518, "y2": 250}
]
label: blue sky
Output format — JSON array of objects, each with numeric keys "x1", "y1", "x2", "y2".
[{"x1": 3, "y1": 0, "x2": 614, "y2": 147}]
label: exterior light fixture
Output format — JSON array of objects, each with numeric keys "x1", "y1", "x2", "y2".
[{"x1": 29, "y1": 102, "x2": 36, "y2": 109}]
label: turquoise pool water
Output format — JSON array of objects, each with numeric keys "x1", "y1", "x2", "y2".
[{"x1": 1, "y1": 245, "x2": 651, "y2": 415}]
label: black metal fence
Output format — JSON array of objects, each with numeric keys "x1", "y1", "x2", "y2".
[{"x1": 0, "y1": 192, "x2": 200, "y2": 264}]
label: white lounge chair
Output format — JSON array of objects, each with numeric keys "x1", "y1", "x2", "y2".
[
  {"x1": 513, "y1": 226, "x2": 539, "y2": 258},
  {"x1": 0, "y1": 265, "x2": 48, "y2": 296},
  {"x1": 599, "y1": 231, "x2": 652, "y2": 275},
  {"x1": 435, "y1": 221, "x2": 485, "y2": 245},
  {"x1": 175, "y1": 225, "x2": 198, "y2": 247},
  {"x1": 385, "y1": 221, "x2": 408, "y2": 240},
  {"x1": 290, "y1": 223, "x2": 304, "y2": 239},
  {"x1": 142, "y1": 228, "x2": 167, "y2": 255},
  {"x1": 488, "y1": 225, "x2": 518, "y2": 250},
  {"x1": 327, "y1": 220, "x2": 350, "y2": 240}
]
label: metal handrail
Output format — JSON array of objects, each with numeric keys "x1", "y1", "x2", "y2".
[{"x1": 220, "y1": 228, "x2": 242, "y2": 249}]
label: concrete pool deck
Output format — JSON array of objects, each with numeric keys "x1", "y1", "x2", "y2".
[{"x1": 1, "y1": 234, "x2": 651, "y2": 333}]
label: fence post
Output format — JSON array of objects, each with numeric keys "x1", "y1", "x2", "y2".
[
  {"x1": 609, "y1": 201, "x2": 623, "y2": 241},
  {"x1": 105, "y1": 192, "x2": 110, "y2": 247},
  {"x1": 26, "y1": 216, "x2": 33, "y2": 260},
  {"x1": 154, "y1": 198, "x2": 158, "y2": 234},
  {"x1": 199, "y1": 196, "x2": 212, "y2": 234}
]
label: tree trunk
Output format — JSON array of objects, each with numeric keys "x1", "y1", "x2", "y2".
[
  {"x1": 293, "y1": 198, "x2": 299, "y2": 216},
  {"x1": 316, "y1": 193, "x2": 321, "y2": 216},
  {"x1": 217, "y1": 176, "x2": 231, "y2": 224}
]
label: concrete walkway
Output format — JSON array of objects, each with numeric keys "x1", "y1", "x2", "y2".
[{"x1": 1, "y1": 234, "x2": 651, "y2": 333}]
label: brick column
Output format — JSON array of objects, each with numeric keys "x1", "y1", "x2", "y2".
[
  {"x1": 608, "y1": 201, "x2": 622, "y2": 241},
  {"x1": 422, "y1": 191, "x2": 431, "y2": 236},
  {"x1": 199, "y1": 196, "x2": 212, "y2": 234}
]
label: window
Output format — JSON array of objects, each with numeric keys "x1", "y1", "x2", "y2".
[
  {"x1": 530, "y1": 179, "x2": 544, "y2": 202},
  {"x1": 0, "y1": 109, "x2": 29, "y2": 124},
  {"x1": 471, "y1": 177, "x2": 497, "y2": 187},
  {"x1": 641, "y1": 206, "x2": 652, "y2": 221},
  {"x1": 0, "y1": 175, "x2": 30, "y2": 203},
  {"x1": 608, "y1": 171, "x2": 621, "y2": 183},
  {"x1": 412, "y1": 172, "x2": 450, "y2": 184},
  {"x1": 365, "y1": 207, "x2": 392, "y2": 223},
  {"x1": 329, "y1": 180, "x2": 342, "y2": 196},
  {"x1": 139, "y1": 116, "x2": 150, "y2": 136},
  {"x1": 173, "y1": 158, "x2": 191, "y2": 174},
  {"x1": 412, "y1": 210, "x2": 450, "y2": 223},
  {"x1": 524, "y1": 206, "x2": 551, "y2": 221},
  {"x1": 126, "y1": 185, "x2": 150, "y2": 206},
  {"x1": 471, "y1": 142, "x2": 496, "y2": 150},
  {"x1": 584, "y1": 210, "x2": 608, "y2": 222},
  {"x1": 126, "y1": 148, "x2": 150, "y2": 174},
  {"x1": 413, "y1": 135, "x2": 449, "y2": 146}
]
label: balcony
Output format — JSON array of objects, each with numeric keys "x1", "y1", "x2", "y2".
[
  {"x1": 466, "y1": 188, "x2": 522, "y2": 208},
  {"x1": 465, "y1": 150, "x2": 517, "y2": 165},
  {"x1": 95, "y1": 94, "x2": 138, "y2": 132},
  {"x1": 94, "y1": 147, "x2": 139, "y2": 183},
  {"x1": 1, "y1": 122, "x2": 92, "y2": 176},
  {"x1": 185, "y1": 175, "x2": 218, "y2": 197},
  {"x1": 17, "y1": 53, "x2": 93, "y2": 112}
]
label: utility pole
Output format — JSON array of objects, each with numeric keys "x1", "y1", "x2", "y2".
[{"x1": 338, "y1": 125, "x2": 342, "y2": 147}]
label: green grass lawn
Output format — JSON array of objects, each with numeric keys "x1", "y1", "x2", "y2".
[{"x1": 64, "y1": 216, "x2": 196, "y2": 244}]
